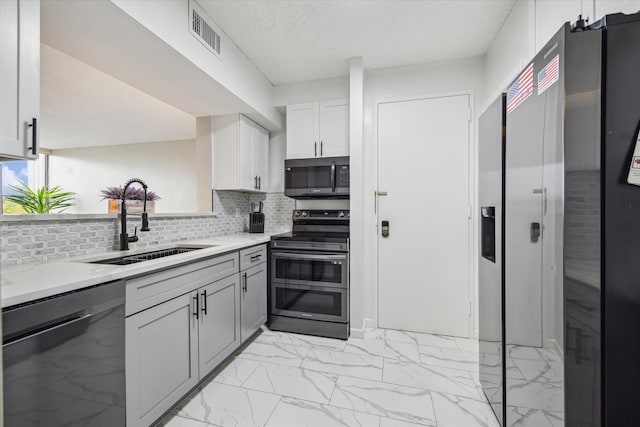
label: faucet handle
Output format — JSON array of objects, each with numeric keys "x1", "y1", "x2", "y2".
[{"x1": 128, "y1": 226, "x2": 139, "y2": 243}]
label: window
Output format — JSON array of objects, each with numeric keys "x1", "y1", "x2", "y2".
[{"x1": 1, "y1": 153, "x2": 49, "y2": 214}]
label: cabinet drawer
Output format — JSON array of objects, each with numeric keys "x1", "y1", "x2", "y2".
[
  {"x1": 126, "y1": 252, "x2": 239, "y2": 316},
  {"x1": 240, "y1": 244, "x2": 267, "y2": 271}
]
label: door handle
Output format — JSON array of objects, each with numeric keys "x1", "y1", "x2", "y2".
[
  {"x1": 201, "y1": 290, "x2": 207, "y2": 315},
  {"x1": 331, "y1": 162, "x2": 336, "y2": 192},
  {"x1": 530, "y1": 222, "x2": 541, "y2": 242},
  {"x1": 258, "y1": 176, "x2": 261, "y2": 190},
  {"x1": 243, "y1": 272, "x2": 248, "y2": 292},
  {"x1": 321, "y1": 141, "x2": 323, "y2": 156},
  {"x1": 381, "y1": 220, "x2": 390, "y2": 238},
  {"x1": 27, "y1": 118, "x2": 37, "y2": 156},
  {"x1": 315, "y1": 141, "x2": 317, "y2": 157},
  {"x1": 193, "y1": 294, "x2": 199, "y2": 319}
]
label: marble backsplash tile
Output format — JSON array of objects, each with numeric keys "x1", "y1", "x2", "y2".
[{"x1": 0, "y1": 192, "x2": 294, "y2": 266}]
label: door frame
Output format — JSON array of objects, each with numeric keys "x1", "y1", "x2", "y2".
[{"x1": 371, "y1": 90, "x2": 477, "y2": 338}]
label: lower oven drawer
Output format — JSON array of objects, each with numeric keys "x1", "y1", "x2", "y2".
[{"x1": 271, "y1": 282, "x2": 348, "y2": 323}]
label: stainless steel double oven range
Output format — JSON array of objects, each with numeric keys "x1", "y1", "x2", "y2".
[{"x1": 269, "y1": 210, "x2": 350, "y2": 339}]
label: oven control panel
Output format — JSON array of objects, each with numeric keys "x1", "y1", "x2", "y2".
[{"x1": 293, "y1": 210, "x2": 350, "y2": 220}]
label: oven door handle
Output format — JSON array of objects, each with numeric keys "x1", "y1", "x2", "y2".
[
  {"x1": 273, "y1": 252, "x2": 347, "y2": 261},
  {"x1": 331, "y1": 161, "x2": 336, "y2": 193}
]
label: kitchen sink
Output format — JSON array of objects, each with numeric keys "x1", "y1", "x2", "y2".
[{"x1": 89, "y1": 246, "x2": 213, "y2": 265}]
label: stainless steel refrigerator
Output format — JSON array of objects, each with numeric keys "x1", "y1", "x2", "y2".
[{"x1": 479, "y1": 11, "x2": 640, "y2": 427}]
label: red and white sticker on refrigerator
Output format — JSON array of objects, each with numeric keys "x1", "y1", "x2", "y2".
[
  {"x1": 628, "y1": 130, "x2": 640, "y2": 186},
  {"x1": 507, "y1": 63, "x2": 534, "y2": 114}
]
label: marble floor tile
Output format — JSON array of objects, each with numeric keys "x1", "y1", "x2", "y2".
[
  {"x1": 329, "y1": 375, "x2": 437, "y2": 426},
  {"x1": 418, "y1": 345, "x2": 479, "y2": 372},
  {"x1": 505, "y1": 406, "x2": 555, "y2": 427},
  {"x1": 173, "y1": 383, "x2": 280, "y2": 427},
  {"x1": 212, "y1": 358, "x2": 260, "y2": 386},
  {"x1": 506, "y1": 345, "x2": 544, "y2": 361},
  {"x1": 379, "y1": 417, "x2": 430, "y2": 427},
  {"x1": 243, "y1": 363, "x2": 337, "y2": 404},
  {"x1": 159, "y1": 415, "x2": 220, "y2": 426},
  {"x1": 385, "y1": 330, "x2": 421, "y2": 345},
  {"x1": 511, "y1": 358, "x2": 563, "y2": 383},
  {"x1": 384, "y1": 359, "x2": 483, "y2": 400},
  {"x1": 537, "y1": 348, "x2": 562, "y2": 363},
  {"x1": 256, "y1": 328, "x2": 347, "y2": 351},
  {"x1": 236, "y1": 341, "x2": 310, "y2": 367},
  {"x1": 505, "y1": 379, "x2": 564, "y2": 412},
  {"x1": 301, "y1": 348, "x2": 384, "y2": 381},
  {"x1": 345, "y1": 337, "x2": 420, "y2": 362},
  {"x1": 431, "y1": 391, "x2": 500, "y2": 427},
  {"x1": 264, "y1": 397, "x2": 380, "y2": 427},
  {"x1": 415, "y1": 333, "x2": 459, "y2": 350},
  {"x1": 544, "y1": 410, "x2": 564, "y2": 427},
  {"x1": 454, "y1": 337, "x2": 479, "y2": 353}
]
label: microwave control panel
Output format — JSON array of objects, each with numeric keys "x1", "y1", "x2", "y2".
[{"x1": 337, "y1": 166, "x2": 350, "y2": 187}]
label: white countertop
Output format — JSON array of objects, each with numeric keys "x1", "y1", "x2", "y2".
[{"x1": 1, "y1": 232, "x2": 285, "y2": 308}]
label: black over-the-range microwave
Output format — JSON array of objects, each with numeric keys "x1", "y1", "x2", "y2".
[{"x1": 284, "y1": 156, "x2": 350, "y2": 199}]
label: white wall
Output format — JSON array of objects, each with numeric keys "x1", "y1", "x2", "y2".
[
  {"x1": 50, "y1": 140, "x2": 197, "y2": 214},
  {"x1": 273, "y1": 76, "x2": 350, "y2": 107}
]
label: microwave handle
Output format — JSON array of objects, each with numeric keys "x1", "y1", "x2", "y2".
[{"x1": 331, "y1": 161, "x2": 336, "y2": 192}]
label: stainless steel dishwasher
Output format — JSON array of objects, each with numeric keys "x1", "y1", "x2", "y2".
[{"x1": 2, "y1": 280, "x2": 126, "y2": 426}]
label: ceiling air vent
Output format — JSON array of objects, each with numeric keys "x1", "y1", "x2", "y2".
[{"x1": 189, "y1": 0, "x2": 221, "y2": 57}]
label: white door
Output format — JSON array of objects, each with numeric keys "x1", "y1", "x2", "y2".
[
  {"x1": 286, "y1": 103, "x2": 319, "y2": 159},
  {"x1": 238, "y1": 116, "x2": 256, "y2": 191},
  {"x1": 377, "y1": 94, "x2": 472, "y2": 338},
  {"x1": 319, "y1": 99, "x2": 349, "y2": 157}
]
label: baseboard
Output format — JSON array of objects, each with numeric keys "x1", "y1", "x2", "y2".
[{"x1": 350, "y1": 318, "x2": 377, "y2": 338}]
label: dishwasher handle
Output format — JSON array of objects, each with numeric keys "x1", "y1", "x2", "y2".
[{"x1": 3, "y1": 313, "x2": 93, "y2": 351}]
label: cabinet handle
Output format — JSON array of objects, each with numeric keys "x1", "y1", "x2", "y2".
[
  {"x1": 314, "y1": 141, "x2": 317, "y2": 157},
  {"x1": 201, "y1": 290, "x2": 207, "y2": 315},
  {"x1": 243, "y1": 272, "x2": 248, "y2": 292},
  {"x1": 320, "y1": 141, "x2": 323, "y2": 156},
  {"x1": 250, "y1": 254, "x2": 261, "y2": 262},
  {"x1": 193, "y1": 294, "x2": 199, "y2": 319},
  {"x1": 258, "y1": 176, "x2": 261, "y2": 190},
  {"x1": 254, "y1": 176, "x2": 258, "y2": 190},
  {"x1": 28, "y1": 118, "x2": 38, "y2": 156}
]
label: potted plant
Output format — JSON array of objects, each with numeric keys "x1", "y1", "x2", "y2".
[
  {"x1": 3, "y1": 180, "x2": 76, "y2": 214},
  {"x1": 100, "y1": 186, "x2": 160, "y2": 214}
]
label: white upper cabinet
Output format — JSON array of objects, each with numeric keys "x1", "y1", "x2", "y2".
[
  {"x1": 213, "y1": 114, "x2": 269, "y2": 192},
  {"x1": 286, "y1": 99, "x2": 349, "y2": 159},
  {"x1": 0, "y1": 0, "x2": 40, "y2": 161}
]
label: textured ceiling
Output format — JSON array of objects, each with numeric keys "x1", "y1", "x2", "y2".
[
  {"x1": 198, "y1": 0, "x2": 517, "y2": 85},
  {"x1": 40, "y1": 44, "x2": 195, "y2": 150}
]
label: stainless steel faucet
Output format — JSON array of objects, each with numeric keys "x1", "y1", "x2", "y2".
[{"x1": 119, "y1": 178, "x2": 150, "y2": 250}]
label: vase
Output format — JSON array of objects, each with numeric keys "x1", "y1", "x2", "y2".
[{"x1": 108, "y1": 199, "x2": 155, "y2": 214}]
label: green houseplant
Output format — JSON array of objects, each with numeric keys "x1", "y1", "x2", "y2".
[{"x1": 3, "y1": 180, "x2": 76, "y2": 214}]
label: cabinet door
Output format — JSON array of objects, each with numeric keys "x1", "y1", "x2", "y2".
[
  {"x1": 0, "y1": 0, "x2": 39, "y2": 160},
  {"x1": 126, "y1": 292, "x2": 199, "y2": 427},
  {"x1": 240, "y1": 263, "x2": 267, "y2": 342},
  {"x1": 286, "y1": 103, "x2": 319, "y2": 159},
  {"x1": 252, "y1": 123, "x2": 269, "y2": 191},
  {"x1": 198, "y1": 273, "x2": 241, "y2": 378},
  {"x1": 238, "y1": 116, "x2": 256, "y2": 191},
  {"x1": 319, "y1": 99, "x2": 349, "y2": 157}
]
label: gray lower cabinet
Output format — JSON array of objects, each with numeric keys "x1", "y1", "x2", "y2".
[
  {"x1": 126, "y1": 291, "x2": 199, "y2": 427},
  {"x1": 198, "y1": 273, "x2": 241, "y2": 378},
  {"x1": 240, "y1": 262, "x2": 267, "y2": 342}
]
